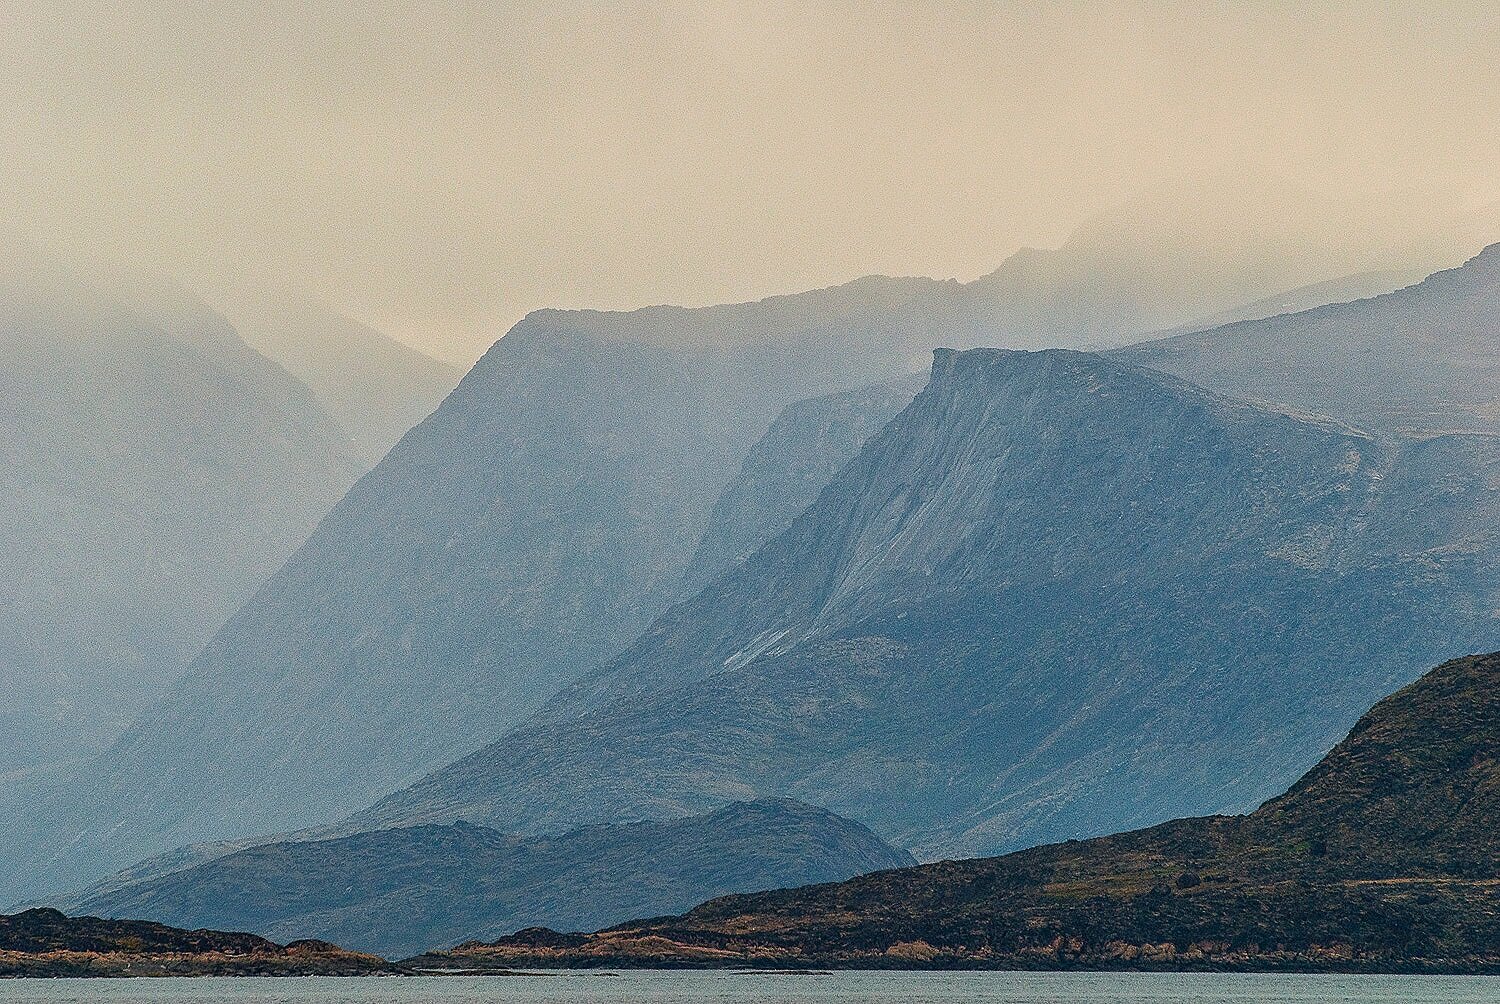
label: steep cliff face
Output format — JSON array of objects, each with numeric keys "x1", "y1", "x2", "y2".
[
  {"x1": 0, "y1": 261, "x2": 360, "y2": 776},
  {"x1": 1117, "y1": 243, "x2": 1500, "y2": 435},
  {"x1": 447, "y1": 654, "x2": 1500, "y2": 972},
  {"x1": 354, "y1": 348, "x2": 1500, "y2": 862},
  {"x1": 77, "y1": 800, "x2": 913, "y2": 959},
  {"x1": 681, "y1": 373, "x2": 927, "y2": 601}
]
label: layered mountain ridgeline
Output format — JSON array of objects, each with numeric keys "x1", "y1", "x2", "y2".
[
  {"x1": 1118, "y1": 243, "x2": 1500, "y2": 436},
  {"x1": 75, "y1": 800, "x2": 912, "y2": 959},
  {"x1": 0, "y1": 908, "x2": 392, "y2": 977},
  {"x1": 0, "y1": 257, "x2": 361, "y2": 778},
  {"x1": 410, "y1": 653, "x2": 1500, "y2": 973},
  {"x1": 1154, "y1": 268, "x2": 1426, "y2": 335},
  {"x1": 5, "y1": 207, "x2": 1369, "y2": 906},
  {"x1": 352, "y1": 348, "x2": 1500, "y2": 865},
  {"x1": 0, "y1": 274, "x2": 974, "y2": 904},
  {"x1": 3, "y1": 185, "x2": 1440, "y2": 903},
  {"x1": 214, "y1": 289, "x2": 461, "y2": 462}
]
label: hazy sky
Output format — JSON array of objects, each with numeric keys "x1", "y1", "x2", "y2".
[{"x1": 4, "y1": 2, "x2": 1498, "y2": 362}]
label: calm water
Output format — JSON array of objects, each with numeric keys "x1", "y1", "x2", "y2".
[{"x1": 0, "y1": 972, "x2": 1496, "y2": 1004}]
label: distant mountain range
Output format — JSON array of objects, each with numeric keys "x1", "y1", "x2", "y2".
[
  {"x1": 74, "y1": 800, "x2": 911, "y2": 959},
  {"x1": 427, "y1": 651, "x2": 1500, "y2": 972},
  {"x1": 6, "y1": 217, "x2": 1380, "y2": 902},
  {"x1": 346, "y1": 347, "x2": 1500, "y2": 864},
  {"x1": 0, "y1": 258, "x2": 363, "y2": 776},
  {"x1": 6, "y1": 205, "x2": 1493, "y2": 912},
  {"x1": 214, "y1": 289, "x2": 461, "y2": 462}
]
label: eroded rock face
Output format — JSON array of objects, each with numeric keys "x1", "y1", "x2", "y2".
[
  {"x1": 415, "y1": 653, "x2": 1500, "y2": 973},
  {"x1": 357, "y1": 348, "x2": 1500, "y2": 865},
  {"x1": 680, "y1": 373, "x2": 928, "y2": 594}
]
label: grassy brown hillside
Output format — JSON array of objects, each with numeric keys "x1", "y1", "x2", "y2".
[{"x1": 415, "y1": 653, "x2": 1500, "y2": 973}]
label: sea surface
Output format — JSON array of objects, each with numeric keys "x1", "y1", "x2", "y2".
[{"x1": 0, "y1": 971, "x2": 1497, "y2": 1004}]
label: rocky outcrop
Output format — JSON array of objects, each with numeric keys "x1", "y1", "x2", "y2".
[
  {"x1": 679, "y1": 373, "x2": 927, "y2": 594},
  {"x1": 0, "y1": 908, "x2": 394, "y2": 977}
]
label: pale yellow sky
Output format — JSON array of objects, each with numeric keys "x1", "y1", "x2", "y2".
[{"x1": 3, "y1": 1, "x2": 1498, "y2": 362}]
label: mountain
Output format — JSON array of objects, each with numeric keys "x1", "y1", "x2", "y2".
[
  {"x1": 680, "y1": 373, "x2": 927, "y2": 593},
  {"x1": 1116, "y1": 243, "x2": 1500, "y2": 436},
  {"x1": 74, "y1": 800, "x2": 913, "y2": 959},
  {"x1": 6, "y1": 194, "x2": 1463, "y2": 901},
  {"x1": 0, "y1": 274, "x2": 970, "y2": 904},
  {"x1": 0, "y1": 908, "x2": 392, "y2": 976},
  {"x1": 351, "y1": 348, "x2": 1500, "y2": 865},
  {"x1": 0, "y1": 257, "x2": 361, "y2": 776},
  {"x1": 429, "y1": 652, "x2": 1500, "y2": 972},
  {"x1": 214, "y1": 289, "x2": 461, "y2": 461}
]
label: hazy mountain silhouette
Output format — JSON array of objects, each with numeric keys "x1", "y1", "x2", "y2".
[
  {"x1": 0, "y1": 256, "x2": 361, "y2": 777},
  {"x1": 75, "y1": 800, "x2": 912, "y2": 959},
  {"x1": 4, "y1": 195, "x2": 1470, "y2": 902},
  {"x1": 1117, "y1": 243, "x2": 1500, "y2": 435},
  {"x1": 1157, "y1": 268, "x2": 1426, "y2": 334}
]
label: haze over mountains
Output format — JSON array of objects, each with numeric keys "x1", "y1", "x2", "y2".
[
  {"x1": 6, "y1": 209, "x2": 1498, "y2": 932},
  {"x1": 1119, "y1": 244, "x2": 1500, "y2": 436},
  {"x1": 5, "y1": 198, "x2": 1420, "y2": 903},
  {"x1": 0, "y1": 256, "x2": 363, "y2": 775},
  {"x1": 214, "y1": 289, "x2": 461, "y2": 462}
]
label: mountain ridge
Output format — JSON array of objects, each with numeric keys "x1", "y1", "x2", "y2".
[
  {"x1": 1116, "y1": 242, "x2": 1500, "y2": 435},
  {"x1": 72, "y1": 799, "x2": 913, "y2": 959},
  {"x1": 346, "y1": 347, "x2": 1500, "y2": 865}
]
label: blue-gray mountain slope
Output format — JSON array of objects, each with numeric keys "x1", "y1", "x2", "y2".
[
  {"x1": 2, "y1": 213, "x2": 1447, "y2": 901},
  {"x1": 1117, "y1": 243, "x2": 1500, "y2": 435},
  {"x1": 353, "y1": 348, "x2": 1500, "y2": 861},
  {"x1": 0, "y1": 261, "x2": 360, "y2": 777}
]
